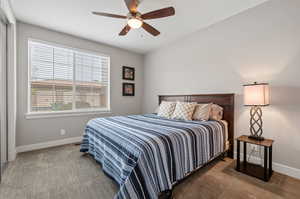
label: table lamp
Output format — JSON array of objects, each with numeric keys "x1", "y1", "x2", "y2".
[{"x1": 243, "y1": 82, "x2": 270, "y2": 141}]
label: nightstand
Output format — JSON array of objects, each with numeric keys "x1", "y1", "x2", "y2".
[{"x1": 236, "y1": 135, "x2": 274, "y2": 182}]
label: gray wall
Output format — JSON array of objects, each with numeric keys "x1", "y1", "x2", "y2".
[
  {"x1": 17, "y1": 22, "x2": 144, "y2": 147},
  {"x1": 143, "y1": 0, "x2": 300, "y2": 169}
]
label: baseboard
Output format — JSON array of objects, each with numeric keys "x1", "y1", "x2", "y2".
[
  {"x1": 16, "y1": 136, "x2": 82, "y2": 153},
  {"x1": 8, "y1": 148, "x2": 16, "y2": 161},
  {"x1": 234, "y1": 152, "x2": 300, "y2": 180}
]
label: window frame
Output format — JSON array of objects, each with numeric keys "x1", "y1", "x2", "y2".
[{"x1": 26, "y1": 38, "x2": 111, "y2": 119}]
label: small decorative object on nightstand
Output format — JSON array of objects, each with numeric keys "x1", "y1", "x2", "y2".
[
  {"x1": 243, "y1": 82, "x2": 270, "y2": 141},
  {"x1": 236, "y1": 135, "x2": 274, "y2": 182}
]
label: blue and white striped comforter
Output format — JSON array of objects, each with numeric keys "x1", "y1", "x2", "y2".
[{"x1": 80, "y1": 114, "x2": 226, "y2": 199}]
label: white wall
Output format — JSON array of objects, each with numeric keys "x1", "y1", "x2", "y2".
[
  {"x1": 17, "y1": 22, "x2": 144, "y2": 147},
  {"x1": 143, "y1": 0, "x2": 300, "y2": 171}
]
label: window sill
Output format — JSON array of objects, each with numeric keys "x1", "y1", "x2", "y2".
[{"x1": 25, "y1": 109, "x2": 111, "y2": 119}]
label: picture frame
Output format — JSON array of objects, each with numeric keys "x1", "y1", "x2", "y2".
[
  {"x1": 123, "y1": 83, "x2": 135, "y2": 96},
  {"x1": 122, "y1": 66, "x2": 135, "y2": 81}
]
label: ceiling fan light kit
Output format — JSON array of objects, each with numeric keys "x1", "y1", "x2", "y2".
[
  {"x1": 128, "y1": 18, "x2": 143, "y2": 29},
  {"x1": 92, "y1": 0, "x2": 175, "y2": 36},
  {"x1": 127, "y1": 12, "x2": 143, "y2": 29}
]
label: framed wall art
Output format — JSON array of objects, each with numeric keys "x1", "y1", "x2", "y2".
[
  {"x1": 122, "y1": 66, "x2": 135, "y2": 81},
  {"x1": 123, "y1": 83, "x2": 135, "y2": 96}
]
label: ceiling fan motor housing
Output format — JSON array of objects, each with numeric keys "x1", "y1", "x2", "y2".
[{"x1": 127, "y1": 12, "x2": 142, "y2": 20}]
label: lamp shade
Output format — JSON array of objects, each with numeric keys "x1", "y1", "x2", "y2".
[{"x1": 244, "y1": 83, "x2": 270, "y2": 106}]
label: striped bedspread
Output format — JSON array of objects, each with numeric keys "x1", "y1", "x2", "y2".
[{"x1": 80, "y1": 114, "x2": 226, "y2": 199}]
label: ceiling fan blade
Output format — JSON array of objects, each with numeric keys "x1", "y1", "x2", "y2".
[
  {"x1": 119, "y1": 25, "x2": 131, "y2": 36},
  {"x1": 142, "y1": 7, "x2": 175, "y2": 20},
  {"x1": 142, "y1": 22, "x2": 160, "y2": 36},
  {"x1": 92, "y1": 12, "x2": 127, "y2": 19},
  {"x1": 124, "y1": 0, "x2": 139, "y2": 13}
]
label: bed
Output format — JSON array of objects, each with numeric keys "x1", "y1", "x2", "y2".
[{"x1": 80, "y1": 94, "x2": 234, "y2": 199}]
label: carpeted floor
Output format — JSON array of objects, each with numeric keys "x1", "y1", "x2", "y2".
[{"x1": 0, "y1": 144, "x2": 299, "y2": 199}]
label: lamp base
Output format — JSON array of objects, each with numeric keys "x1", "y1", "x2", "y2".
[
  {"x1": 248, "y1": 135, "x2": 265, "y2": 141},
  {"x1": 249, "y1": 106, "x2": 264, "y2": 141}
]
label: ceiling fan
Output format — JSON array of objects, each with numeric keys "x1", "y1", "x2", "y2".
[{"x1": 92, "y1": 0, "x2": 175, "y2": 36}]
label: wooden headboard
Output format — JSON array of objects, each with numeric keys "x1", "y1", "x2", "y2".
[{"x1": 158, "y1": 94, "x2": 235, "y2": 158}]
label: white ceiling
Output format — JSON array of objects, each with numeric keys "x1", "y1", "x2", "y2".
[{"x1": 11, "y1": 0, "x2": 268, "y2": 54}]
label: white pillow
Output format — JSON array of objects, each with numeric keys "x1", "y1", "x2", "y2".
[
  {"x1": 171, "y1": 102, "x2": 197, "y2": 121},
  {"x1": 157, "y1": 101, "x2": 176, "y2": 118},
  {"x1": 209, "y1": 104, "x2": 224, "y2": 120},
  {"x1": 192, "y1": 103, "x2": 212, "y2": 121}
]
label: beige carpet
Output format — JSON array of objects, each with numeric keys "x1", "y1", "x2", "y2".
[{"x1": 0, "y1": 144, "x2": 299, "y2": 199}]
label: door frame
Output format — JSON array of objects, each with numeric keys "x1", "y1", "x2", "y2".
[
  {"x1": 0, "y1": 5, "x2": 17, "y2": 164},
  {"x1": 0, "y1": 7, "x2": 8, "y2": 181}
]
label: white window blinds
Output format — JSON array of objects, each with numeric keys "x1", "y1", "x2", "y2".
[{"x1": 29, "y1": 40, "x2": 110, "y2": 113}]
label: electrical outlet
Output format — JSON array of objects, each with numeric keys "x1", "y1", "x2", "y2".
[{"x1": 60, "y1": 129, "x2": 66, "y2": 136}]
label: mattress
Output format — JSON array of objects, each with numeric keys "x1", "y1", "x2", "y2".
[{"x1": 80, "y1": 114, "x2": 227, "y2": 199}]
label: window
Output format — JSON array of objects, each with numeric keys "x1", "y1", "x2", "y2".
[{"x1": 28, "y1": 40, "x2": 110, "y2": 115}]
